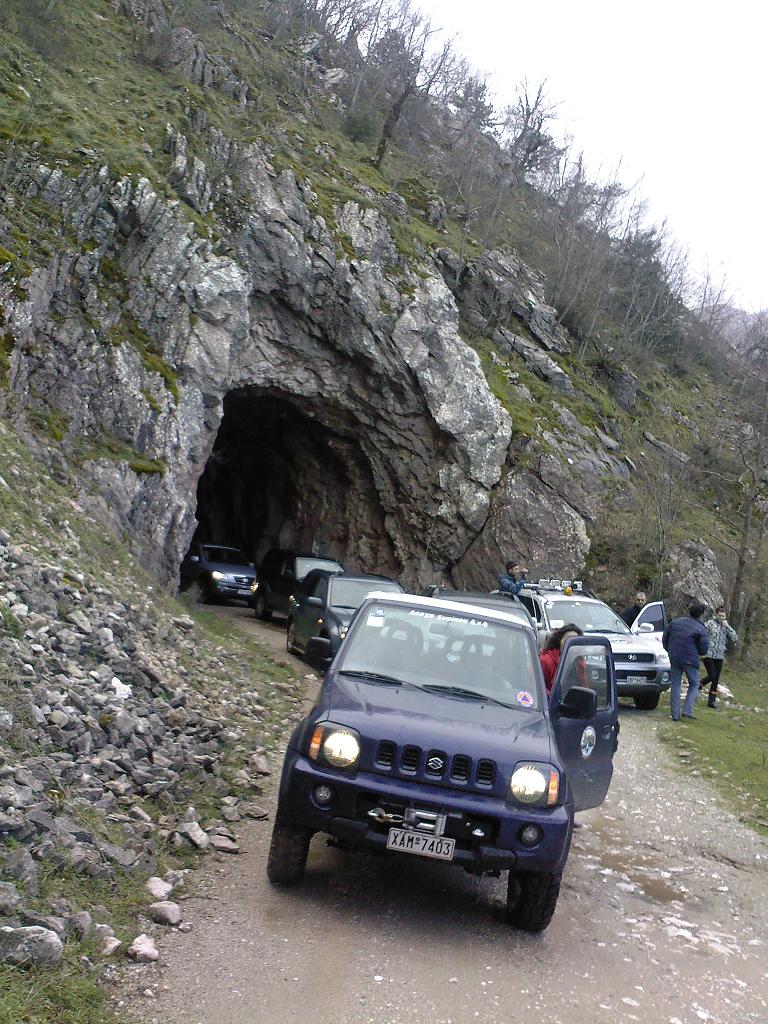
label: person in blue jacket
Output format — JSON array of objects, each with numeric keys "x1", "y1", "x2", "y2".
[
  {"x1": 498, "y1": 560, "x2": 528, "y2": 596},
  {"x1": 662, "y1": 602, "x2": 709, "y2": 721}
]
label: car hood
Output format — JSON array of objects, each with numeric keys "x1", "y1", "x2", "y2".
[
  {"x1": 207, "y1": 560, "x2": 256, "y2": 576},
  {"x1": 323, "y1": 672, "x2": 553, "y2": 764},
  {"x1": 601, "y1": 633, "x2": 666, "y2": 658},
  {"x1": 328, "y1": 607, "x2": 356, "y2": 625}
]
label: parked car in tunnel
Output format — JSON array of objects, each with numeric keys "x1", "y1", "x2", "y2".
[
  {"x1": 252, "y1": 549, "x2": 344, "y2": 621},
  {"x1": 180, "y1": 543, "x2": 257, "y2": 604},
  {"x1": 287, "y1": 571, "x2": 403, "y2": 659},
  {"x1": 267, "y1": 592, "x2": 618, "y2": 932}
]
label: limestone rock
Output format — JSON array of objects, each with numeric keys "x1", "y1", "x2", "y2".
[
  {"x1": 664, "y1": 542, "x2": 725, "y2": 613},
  {"x1": 146, "y1": 876, "x2": 173, "y2": 901},
  {"x1": 127, "y1": 933, "x2": 159, "y2": 962},
  {"x1": 149, "y1": 901, "x2": 182, "y2": 926},
  {"x1": 0, "y1": 926, "x2": 64, "y2": 967},
  {"x1": 0, "y1": 881, "x2": 21, "y2": 915}
]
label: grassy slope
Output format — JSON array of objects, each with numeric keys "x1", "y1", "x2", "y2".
[
  {"x1": 0, "y1": 418, "x2": 301, "y2": 1024},
  {"x1": 656, "y1": 658, "x2": 768, "y2": 839}
]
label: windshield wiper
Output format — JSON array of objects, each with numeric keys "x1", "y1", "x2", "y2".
[
  {"x1": 585, "y1": 628, "x2": 625, "y2": 635},
  {"x1": 421, "y1": 684, "x2": 514, "y2": 708},
  {"x1": 338, "y1": 670, "x2": 418, "y2": 688}
]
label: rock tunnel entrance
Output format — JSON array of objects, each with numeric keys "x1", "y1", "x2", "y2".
[{"x1": 187, "y1": 388, "x2": 400, "y2": 576}]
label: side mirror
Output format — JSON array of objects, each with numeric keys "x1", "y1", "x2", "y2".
[
  {"x1": 284, "y1": 568, "x2": 295, "y2": 579},
  {"x1": 249, "y1": 562, "x2": 255, "y2": 569},
  {"x1": 559, "y1": 686, "x2": 597, "y2": 720},
  {"x1": 190, "y1": 555, "x2": 199, "y2": 563},
  {"x1": 305, "y1": 636, "x2": 332, "y2": 665},
  {"x1": 306, "y1": 596, "x2": 323, "y2": 608},
  {"x1": 637, "y1": 622, "x2": 654, "y2": 633}
]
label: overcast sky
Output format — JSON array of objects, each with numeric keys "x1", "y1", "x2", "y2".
[{"x1": 419, "y1": 0, "x2": 767, "y2": 312}]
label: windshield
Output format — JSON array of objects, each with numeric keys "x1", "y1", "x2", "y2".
[
  {"x1": 295, "y1": 557, "x2": 343, "y2": 580},
  {"x1": 337, "y1": 603, "x2": 541, "y2": 710},
  {"x1": 545, "y1": 599, "x2": 630, "y2": 634},
  {"x1": 329, "y1": 578, "x2": 401, "y2": 609},
  {"x1": 203, "y1": 546, "x2": 250, "y2": 566}
]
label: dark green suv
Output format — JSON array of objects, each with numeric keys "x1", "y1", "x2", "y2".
[{"x1": 252, "y1": 549, "x2": 343, "y2": 620}]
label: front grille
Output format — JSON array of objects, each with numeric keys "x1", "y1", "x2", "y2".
[
  {"x1": 371, "y1": 742, "x2": 497, "y2": 791},
  {"x1": 450, "y1": 754, "x2": 471, "y2": 783},
  {"x1": 376, "y1": 740, "x2": 395, "y2": 769},
  {"x1": 233, "y1": 575, "x2": 252, "y2": 585},
  {"x1": 401, "y1": 745, "x2": 421, "y2": 773},
  {"x1": 620, "y1": 652, "x2": 655, "y2": 664}
]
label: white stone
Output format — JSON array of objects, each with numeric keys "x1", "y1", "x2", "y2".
[
  {"x1": 149, "y1": 901, "x2": 182, "y2": 926},
  {"x1": 146, "y1": 876, "x2": 173, "y2": 900},
  {"x1": 128, "y1": 933, "x2": 159, "y2": 962}
]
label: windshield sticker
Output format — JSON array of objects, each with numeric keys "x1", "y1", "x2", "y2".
[
  {"x1": 549, "y1": 619, "x2": 564, "y2": 628},
  {"x1": 516, "y1": 690, "x2": 534, "y2": 708},
  {"x1": 408, "y1": 610, "x2": 488, "y2": 628},
  {"x1": 366, "y1": 610, "x2": 386, "y2": 628}
]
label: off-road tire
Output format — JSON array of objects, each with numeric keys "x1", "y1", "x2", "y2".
[
  {"x1": 286, "y1": 620, "x2": 300, "y2": 655},
  {"x1": 633, "y1": 692, "x2": 660, "y2": 711},
  {"x1": 202, "y1": 581, "x2": 218, "y2": 605},
  {"x1": 267, "y1": 821, "x2": 312, "y2": 885},
  {"x1": 506, "y1": 870, "x2": 561, "y2": 932},
  {"x1": 254, "y1": 592, "x2": 273, "y2": 621}
]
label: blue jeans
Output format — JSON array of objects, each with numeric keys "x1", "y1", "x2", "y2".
[{"x1": 669, "y1": 661, "x2": 701, "y2": 719}]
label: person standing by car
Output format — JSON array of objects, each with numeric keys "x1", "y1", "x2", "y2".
[
  {"x1": 700, "y1": 606, "x2": 738, "y2": 710},
  {"x1": 498, "y1": 560, "x2": 528, "y2": 596},
  {"x1": 662, "y1": 603, "x2": 709, "y2": 720},
  {"x1": 539, "y1": 623, "x2": 583, "y2": 695},
  {"x1": 620, "y1": 590, "x2": 647, "y2": 627}
]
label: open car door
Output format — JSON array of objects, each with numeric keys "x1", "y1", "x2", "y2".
[
  {"x1": 549, "y1": 636, "x2": 618, "y2": 812},
  {"x1": 631, "y1": 600, "x2": 668, "y2": 644}
]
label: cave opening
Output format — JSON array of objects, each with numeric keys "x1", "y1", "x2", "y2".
[{"x1": 185, "y1": 388, "x2": 398, "y2": 577}]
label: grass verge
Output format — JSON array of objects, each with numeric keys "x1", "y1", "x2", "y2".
[{"x1": 656, "y1": 654, "x2": 768, "y2": 837}]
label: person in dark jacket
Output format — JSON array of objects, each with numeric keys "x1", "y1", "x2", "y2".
[
  {"x1": 621, "y1": 591, "x2": 647, "y2": 627},
  {"x1": 662, "y1": 602, "x2": 709, "y2": 720},
  {"x1": 497, "y1": 560, "x2": 527, "y2": 596}
]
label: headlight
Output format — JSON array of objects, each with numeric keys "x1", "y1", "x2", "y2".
[
  {"x1": 250, "y1": 581, "x2": 259, "y2": 593},
  {"x1": 509, "y1": 763, "x2": 559, "y2": 807},
  {"x1": 211, "y1": 571, "x2": 227, "y2": 581},
  {"x1": 309, "y1": 723, "x2": 361, "y2": 769},
  {"x1": 339, "y1": 626, "x2": 348, "y2": 639}
]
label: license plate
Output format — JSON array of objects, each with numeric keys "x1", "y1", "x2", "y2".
[
  {"x1": 625, "y1": 675, "x2": 647, "y2": 685},
  {"x1": 237, "y1": 589, "x2": 252, "y2": 596},
  {"x1": 386, "y1": 828, "x2": 455, "y2": 861}
]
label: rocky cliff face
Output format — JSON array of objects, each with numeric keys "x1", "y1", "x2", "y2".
[{"x1": 0, "y1": 4, "x2": 626, "y2": 590}]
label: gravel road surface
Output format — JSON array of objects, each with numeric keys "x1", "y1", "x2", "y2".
[{"x1": 119, "y1": 604, "x2": 768, "y2": 1024}]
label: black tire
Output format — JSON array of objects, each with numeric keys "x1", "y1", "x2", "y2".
[
  {"x1": 254, "y1": 592, "x2": 273, "y2": 621},
  {"x1": 266, "y1": 821, "x2": 312, "y2": 885},
  {"x1": 634, "y1": 692, "x2": 660, "y2": 711},
  {"x1": 203, "y1": 580, "x2": 218, "y2": 604},
  {"x1": 286, "y1": 619, "x2": 300, "y2": 655},
  {"x1": 506, "y1": 870, "x2": 561, "y2": 932}
]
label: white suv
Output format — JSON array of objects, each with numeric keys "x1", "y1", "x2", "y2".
[{"x1": 517, "y1": 585, "x2": 671, "y2": 711}]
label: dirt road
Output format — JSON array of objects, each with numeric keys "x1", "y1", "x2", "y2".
[{"x1": 120, "y1": 605, "x2": 768, "y2": 1024}]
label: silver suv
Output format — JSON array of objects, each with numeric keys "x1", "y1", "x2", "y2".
[{"x1": 517, "y1": 584, "x2": 671, "y2": 710}]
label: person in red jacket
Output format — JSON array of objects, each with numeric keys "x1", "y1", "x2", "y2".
[{"x1": 540, "y1": 623, "x2": 583, "y2": 696}]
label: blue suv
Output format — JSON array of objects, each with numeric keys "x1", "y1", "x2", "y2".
[{"x1": 267, "y1": 593, "x2": 618, "y2": 931}]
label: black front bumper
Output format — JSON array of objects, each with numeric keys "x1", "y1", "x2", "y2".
[{"x1": 278, "y1": 751, "x2": 573, "y2": 874}]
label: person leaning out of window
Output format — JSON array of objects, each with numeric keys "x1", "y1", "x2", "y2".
[{"x1": 701, "y1": 606, "x2": 738, "y2": 710}]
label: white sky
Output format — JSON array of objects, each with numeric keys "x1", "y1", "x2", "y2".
[{"x1": 419, "y1": 0, "x2": 768, "y2": 312}]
